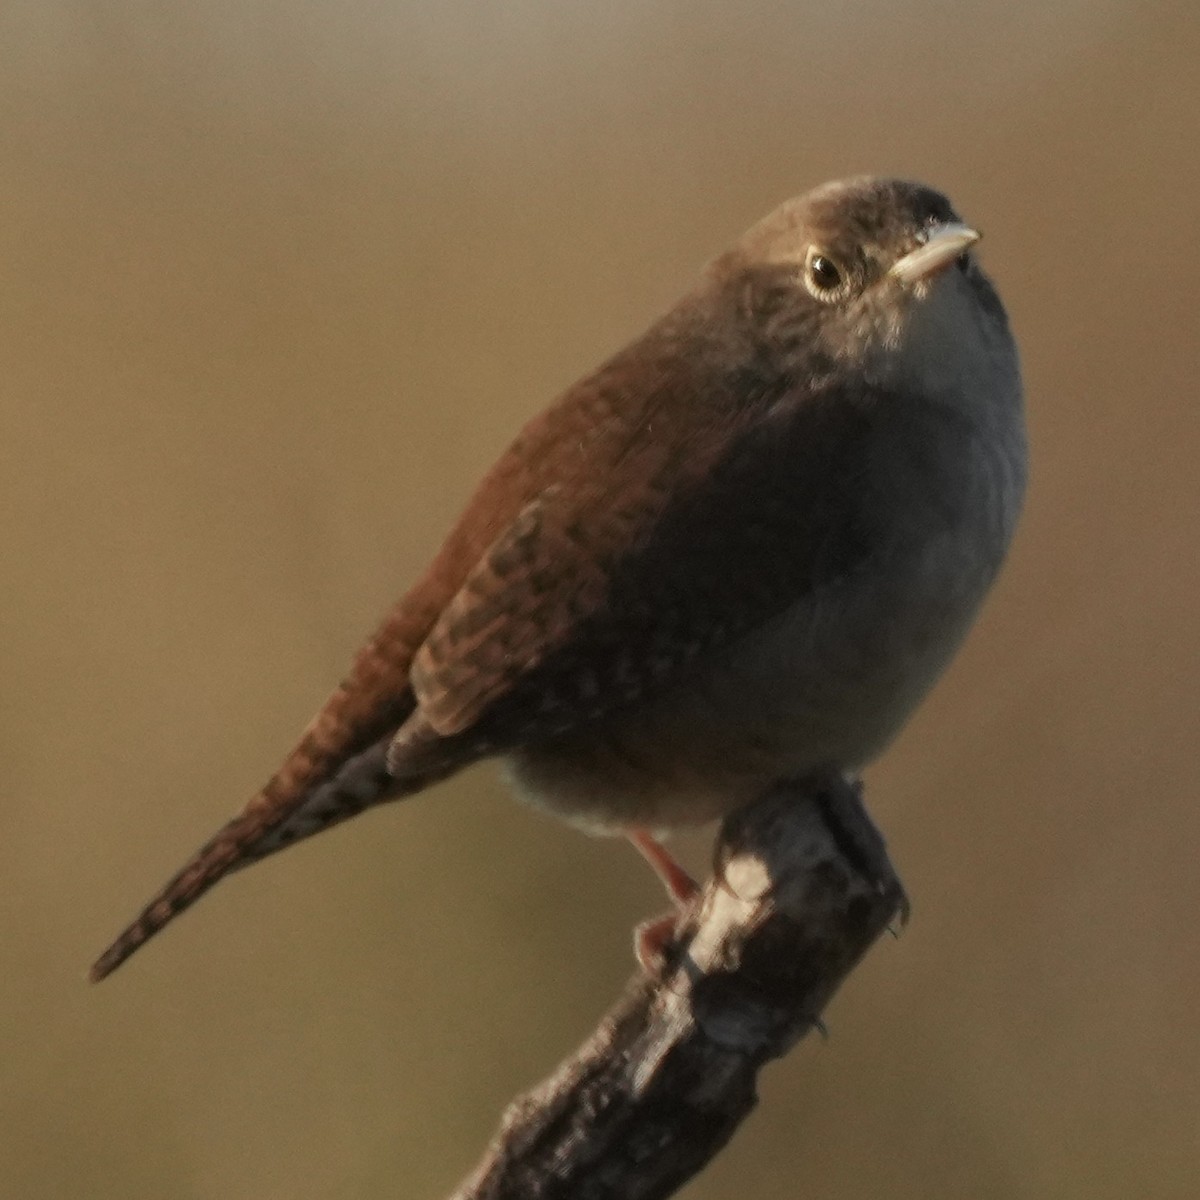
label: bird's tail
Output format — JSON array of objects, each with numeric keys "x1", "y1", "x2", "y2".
[
  {"x1": 88, "y1": 737, "x2": 447, "y2": 982},
  {"x1": 88, "y1": 590, "x2": 454, "y2": 982}
]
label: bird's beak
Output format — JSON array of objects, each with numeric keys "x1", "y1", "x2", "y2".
[{"x1": 889, "y1": 222, "x2": 981, "y2": 284}]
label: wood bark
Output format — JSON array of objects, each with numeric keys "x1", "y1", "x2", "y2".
[{"x1": 448, "y1": 773, "x2": 907, "y2": 1200}]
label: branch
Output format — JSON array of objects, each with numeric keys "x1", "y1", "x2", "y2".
[{"x1": 448, "y1": 773, "x2": 907, "y2": 1200}]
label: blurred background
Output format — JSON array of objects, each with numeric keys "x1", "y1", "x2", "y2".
[{"x1": 3, "y1": 2, "x2": 1198, "y2": 1197}]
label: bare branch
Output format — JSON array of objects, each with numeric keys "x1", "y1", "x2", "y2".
[{"x1": 449, "y1": 773, "x2": 907, "y2": 1200}]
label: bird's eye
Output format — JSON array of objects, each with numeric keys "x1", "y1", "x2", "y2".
[
  {"x1": 805, "y1": 249, "x2": 844, "y2": 293},
  {"x1": 956, "y1": 251, "x2": 972, "y2": 273}
]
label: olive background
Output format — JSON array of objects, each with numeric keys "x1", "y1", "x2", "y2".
[{"x1": 3, "y1": 3, "x2": 1198, "y2": 1197}]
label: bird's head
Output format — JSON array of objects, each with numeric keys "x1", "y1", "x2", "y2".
[{"x1": 710, "y1": 177, "x2": 1019, "y2": 412}]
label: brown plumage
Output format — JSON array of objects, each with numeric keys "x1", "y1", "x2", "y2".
[{"x1": 90, "y1": 177, "x2": 1026, "y2": 981}]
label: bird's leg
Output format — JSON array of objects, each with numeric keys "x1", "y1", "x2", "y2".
[
  {"x1": 627, "y1": 828, "x2": 699, "y2": 905},
  {"x1": 627, "y1": 828, "x2": 700, "y2": 973}
]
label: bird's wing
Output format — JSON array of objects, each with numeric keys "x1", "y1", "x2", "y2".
[{"x1": 390, "y1": 379, "x2": 880, "y2": 770}]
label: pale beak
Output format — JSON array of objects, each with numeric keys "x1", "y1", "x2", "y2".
[{"x1": 889, "y1": 222, "x2": 981, "y2": 284}]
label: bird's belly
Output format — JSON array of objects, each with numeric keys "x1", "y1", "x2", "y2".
[{"x1": 504, "y1": 544, "x2": 995, "y2": 834}]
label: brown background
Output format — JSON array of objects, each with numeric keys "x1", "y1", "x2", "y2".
[{"x1": 3, "y1": 2, "x2": 1198, "y2": 1197}]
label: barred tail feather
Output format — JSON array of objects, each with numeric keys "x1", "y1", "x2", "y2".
[
  {"x1": 89, "y1": 739, "x2": 439, "y2": 982},
  {"x1": 88, "y1": 814, "x2": 258, "y2": 982}
]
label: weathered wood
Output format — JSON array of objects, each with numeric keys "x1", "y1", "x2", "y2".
[{"x1": 449, "y1": 773, "x2": 906, "y2": 1200}]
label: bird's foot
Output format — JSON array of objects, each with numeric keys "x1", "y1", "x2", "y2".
[
  {"x1": 633, "y1": 911, "x2": 684, "y2": 974},
  {"x1": 627, "y1": 828, "x2": 700, "y2": 974}
]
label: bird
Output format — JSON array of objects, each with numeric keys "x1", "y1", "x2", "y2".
[{"x1": 90, "y1": 176, "x2": 1027, "y2": 982}]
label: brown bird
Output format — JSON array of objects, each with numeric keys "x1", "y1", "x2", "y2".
[{"x1": 90, "y1": 177, "x2": 1026, "y2": 982}]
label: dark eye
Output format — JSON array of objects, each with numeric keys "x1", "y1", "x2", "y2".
[
  {"x1": 807, "y1": 252, "x2": 843, "y2": 291},
  {"x1": 956, "y1": 251, "x2": 972, "y2": 273}
]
